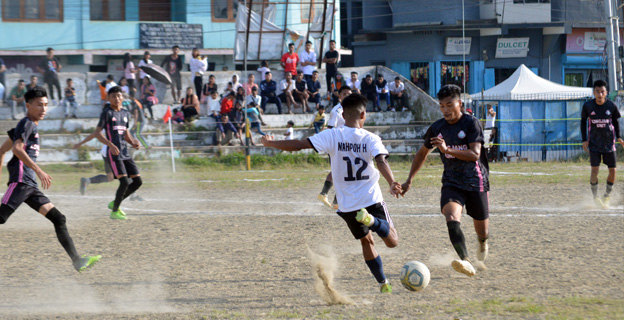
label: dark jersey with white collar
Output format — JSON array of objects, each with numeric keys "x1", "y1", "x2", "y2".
[
  {"x1": 8, "y1": 117, "x2": 40, "y2": 188},
  {"x1": 97, "y1": 106, "x2": 131, "y2": 160},
  {"x1": 581, "y1": 99, "x2": 621, "y2": 153},
  {"x1": 423, "y1": 114, "x2": 490, "y2": 192}
]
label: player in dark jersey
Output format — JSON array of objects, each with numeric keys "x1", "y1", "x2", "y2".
[
  {"x1": 581, "y1": 80, "x2": 624, "y2": 209},
  {"x1": 0, "y1": 87, "x2": 101, "y2": 271},
  {"x1": 401, "y1": 84, "x2": 489, "y2": 277},
  {"x1": 93, "y1": 86, "x2": 141, "y2": 220}
]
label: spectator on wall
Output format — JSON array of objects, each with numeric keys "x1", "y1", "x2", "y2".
[
  {"x1": 27, "y1": 75, "x2": 38, "y2": 90},
  {"x1": 214, "y1": 114, "x2": 240, "y2": 146},
  {"x1": 260, "y1": 71, "x2": 282, "y2": 114},
  {"x1": 207, "y1": 91, "x2": 221, "y2": 117},
  {"x1": 331, "y1": 72, "x2": 346, "y2": 106},
  {"x1": 140, "y1": 76, "x2": 158, "y2": 120},
  {"x1": 375, "y1": 74, "x2": 391, "y2": 111},
  {"x1": 360, "y1": 75, "x2": 378, "y2": 111},
  {"x1": 36, "y1": 47, "x2": 62, "y2": 105},
  {"x1": 137, "y1": 51, "x2": 153, "y2": 80},
  {"x1": 306, "y1": 70, "x2": 322, "y2": 111},
  {"x1": 231, "y1": 74, "x2": 243, "y2": 93},
  {"x1": 280, "y1": 43, "x2": 299, "y2": 77},
  {"x1": 201, "y1": 74, "x2": 218, "y2": 102},
  {"x1": 300, "y1": 41, "x2": 317, "y2": 81},
  {"x1": 62, "y1": 78, "x2": 79, "y2": 118},
  {"x1": 308, "y1": 104, "x2": 326, "y2": 134},
  {"x1": 221, "y1": 92, "x2": 235, "y2": 115},
  {"x1": 180, "y1": 87, "x2": 200, "y2": 122},
  {"x1": 235, "y1": 86, "x2": 245, "y2": 103},
  {"x1": 243, "y1": 73, "x2": 258, "y2": 96},
  {"x1": 322, "y1": 39, "x2": 340, "y2": 97},
  {"x1": 8, "y1": 79, "x2": 27, "y2": 120},
  {"x1": 388, "y1": 76, "x2": 408, "y2": 111},
  {"x1": 228, "y1": 100, "x2": 246, "y2": 145},
  {"x1": 257, "y1": 60, "x2": 271, "y2": 81},
  {"x1": 122, "y1": 52, "x2": 138, "y2": 96},
  {"x1": 246, "y1": 86, "x2": 263, "y2": 115},
  {"x1": 293, "y1": 71, "x2": 309, "y2": 113},
  {"x1": 245, "y1": 102, "x2": 266, "y2": 143},
  {"x1": 346, "y1": 71, "x2": 361, "y2": 94},
  {"x1": 161, "y1": 45, "x2": 183, "y2": 102},
  {"x1": 278, "y1": 71, "x2": 296, "y2": 114},
  {"x1": 190, "y1": 48, "x2": 207, "y2": 98}
]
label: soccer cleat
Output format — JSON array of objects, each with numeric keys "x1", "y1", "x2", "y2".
[
  {"x1": 601, "y1": 196, "x2": 610, "y2": 209},
  {"x1": 452, "y1": 259, "x2": 476, "y2": 277},
  {"x1": 73, "y1": 255, "x2": 102, "y2": 272},
  {"x1": 80, "y1": 178, "x2": 88, "y2": 195},
  {"x1": 110, "y1": 210, "x2": 127, "y2": 220},
  {"x1": 477, "y1": 238, "x2": 488, "y2": 261},
  {"x1": 593, "y1": 197, "x2": 604, "y2": 208},
  {"x1": 379, "y1": 280, "x2": 392, "y2": 293},
  {"x1": 356, "y1": 208, "x2": 374, "y2": 227},
  {"x1": 317, "y1": 194, "x2": 332, "y2": 208}
]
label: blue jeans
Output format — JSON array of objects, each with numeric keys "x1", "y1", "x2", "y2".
[
  {"x1": 313, "y1": 119, "x2": 325, "y2": 133},
  {"x1": 62, "y1": 99, "x2": 79, "y2": 117},
  {"x1": 250, "y1": 122, "x2": 266, "y2": 136},
  {"x1": 377, "y1": 92, "x2": 390, "y2": 110}
]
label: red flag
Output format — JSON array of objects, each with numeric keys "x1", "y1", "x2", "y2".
[{"x1": 163, "y1": 105, "x2": 172, "y2": 123}]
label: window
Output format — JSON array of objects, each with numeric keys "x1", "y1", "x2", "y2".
[
  {"x1": 212, "y1": 0, "x2": 239, "y2": 22},
  {"x1": 301, "y1": 0, "x2": 325, "y2": 23},
  {"x1": 410, "y1": 62, "x2": 430, "y2": 93},
  {"x1": 513, "y1": 0, "x2": 550, "y2": 3},
  {"x1": 2, "y1": 0, "x2": 63, "y2": 22},
  {"x1": 564, "y1": 73, "x2": 583, "y2": 87},
  {"x1": 139, "y1": 0, "x2": 171, "y2": 21},
  {"x1": 441, "y1": 61, "x2": 469, "y2": 93},
  {"x1": 90, "y1": 0, "x2": 125, "y2": 21}
]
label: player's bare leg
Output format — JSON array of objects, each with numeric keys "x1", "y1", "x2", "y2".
[
  {"x1": 443, "y1": 202, "x2": 476, "y2": 276},
  {"x1": 360, "y1": 232, "x2": 392, "y2": 293},
  {"x1": 474, "y1": 219, "x2": 489, "y2": 261}
]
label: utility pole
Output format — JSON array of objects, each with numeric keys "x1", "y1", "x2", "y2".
[{"x1": 604, "y1": 0, "x2": 618, "y2": 91}]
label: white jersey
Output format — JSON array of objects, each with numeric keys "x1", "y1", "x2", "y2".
[
  {"x1": 485, "y1": 113, "x2": 496, "y2": 129},
  {"x1": 308, "y1": 126, "x2": 388, "y2": 212},
  {"x1": 326, "y1": 103, "x2": 344, "y2": 128}
]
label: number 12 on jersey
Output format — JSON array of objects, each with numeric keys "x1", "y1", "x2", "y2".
[{"x1": 343, "y1": 157, "x2": 369, "y2": 181}]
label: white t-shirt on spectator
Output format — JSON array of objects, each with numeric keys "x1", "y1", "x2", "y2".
[
  {"x1": 308, "y1": 126, "x2": 389, "y2": 212},
  {"x1": 285, "y1": 127, "x2": 294, "y2": 140},
  {"x1": 105, "y1": 81, "x2": 118, "y2": 92},
  {"x1": 388, "y1": 81, "x2": 404, "y2": 94},
  {"x1": 246, "y1": 94, "x2": 262, "y2": 107},
  {"x1": 279, "y1": 79, "x2": 295, "y2": 95},
  {"x1": 300, "y1": 50, "x2": 317, "y2": 75},
  {"x1": 137, "y1": 59, "x2": 153, "y2": 79},
  {"x1": 207, "y1": 96, "x2": 221, "y2": 114},
  {"x1": 346, "y1": 79, "x2": 361, "y2": 91},
  {"x1": 326, "y1": 103, "x2": 344, "y2": 128},
  {"x1": 486, "y1": 112, "x2": 496, "y2": 129}
]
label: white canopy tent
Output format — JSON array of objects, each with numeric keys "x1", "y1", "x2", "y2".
[{"x1": 472, "y1": 64, "x2": 593, "y2": 101}]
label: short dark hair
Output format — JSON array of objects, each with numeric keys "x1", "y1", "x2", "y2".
[
  {"x1": 593, "y1": 80, "x2": 608, "y2": 90},
  {"x1": 394, "y1": 76, "x2": 400, "y2": 81},
  {"x1": 173, "y1": 45, "x2": 179, "y2": 50},
  {"x1": 342, "y1": 93, "x2": 368, "y2": 118},
  {"x1": 329, "y1": 40, "x2": 336, "y2": 44},
  {"x1": 297, "y1": 70, "x2": 303, "y2": 75},
  {"x1": 66, "y1": 78, "x2": 73, "y2": 83},
  {"x1": 305, "y1": 40, "x2": 312, "y2": 45},
  {"x1": 46, "y1": 47, "x2": 54, "y2": 53},
  {"x1": 287, "y1": 120, "x2": 294, "y2": 125},
  {"x1": 317, "y1": 105, "x2": 325, "y2": 110},
  {"x1": 351, "y1": 71, "x2": 358, "y2": 75},
  {"x1": 338, "y1": 85, "x2": 352, "y2": 95},
  {"x1": 378, "y1": 74, "x2": 384, "y2": 78},
  {"x1": 437, "y1": 84, "x2": 462, "y2": 101},
  {"x1": 209, "y1": 74, "x2": 215, "y2": 79},
  {"x1": 288, "y1": 43, "x2": 295, "y2": 47},
  {"x1": 252, "y1": 86, "x2": 258, "y2": 91},
  {"x1": 106, "y1": 74, "x2": 114, "y2": 81},
  {"x1": 107, "y1": 86, "x2": 123, "y2": 95},
  {"x1": 25, "y1": 86, "x2": 47, "y2": 102},
  {"x1": 365, "y1": 74, "x2": 372, "y2": 78},
  {"x1": 30, "y1": 75, "x2": 37, "y2": 80},
  {"x1": 265, "y1": 71, "x2": 272, "y2": 75},
  {"x1": 18, "y1": 79, "x2": 25, "y2": 84},
  {"x1": 312, "y1": 70, "x2": 319, "y2": 74}
]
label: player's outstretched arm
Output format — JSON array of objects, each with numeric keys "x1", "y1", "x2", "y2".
[
  {"x1": 431, "y1": 137, "x2": 481, "y2": 162},
  {"x1": 375, "y1": 154, "x2": 402, "y2": 198},
  {"x1": 73, "y1": 130, "x2": 100, "y2": 149},
  {"x1": 402, "y1": 146, "x2": 432, "y2": 195},
  {"x1": 260, "y1": 135, "x2": 312, "y2": 151},
  {"x1": 12, "y1": 139, "x2": 52, "y2": 189}
]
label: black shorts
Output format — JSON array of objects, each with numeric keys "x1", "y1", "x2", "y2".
[
  {"x1": 171, "y1": 73, "x2": 182, "y2": 90},
  {"x1": 106, "y1": 156, "x2": 140, "y2": 177},
  {"x1": 440, "y1": 186, "x2": 489, "y2": 221},
  {"x1": 590, "y1": 151, "x2": 616, "y2": 168},
  {"x1": 337, "y1": 202, "x2": 394, "y2": 240},
  {"x1": 1, "y1": 182, "x2": 51, "y2": 211}
]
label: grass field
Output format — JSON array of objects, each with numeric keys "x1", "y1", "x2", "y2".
[{"x1": 0, "y1": 158, "x2": 622, "y2": 319}]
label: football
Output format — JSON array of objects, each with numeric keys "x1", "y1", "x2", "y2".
[{"x1": 400, "y1": 260, "x2": 430, "y2": 292}]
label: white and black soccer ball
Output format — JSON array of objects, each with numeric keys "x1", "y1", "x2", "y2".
[{"x1": 400, "y1": 260, "x2": 430, "y2": 292}]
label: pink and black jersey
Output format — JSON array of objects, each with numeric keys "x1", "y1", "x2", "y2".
[
  {"x1": 97, "y1": 106, "x2": 132, "y2": 160},
  {"x1": 7, "y1": 118, "x2": 40, "y2": 188},
  {"x1": 581, "y1": 99, "x2": 621, "y2": 153},
  {"x1": 423, "y1": 114, "x2": 490, "y2": 192}
]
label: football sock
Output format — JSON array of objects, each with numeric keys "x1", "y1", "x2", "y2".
[
  {"x1": 113, "y1": 177, "x2": 131, "y2": 211},
  {"x1": 0, "y1": 204, "x2": 15, "y2": 224},
  {"x1": 320, "y1": 180, "x2": 333, "y2": 195},
  {"x1": 605, "y1": 181, "x2": 613, "y2": 196},
  {"x1": 45, "y1": 207, "x2": 80, "y2": 261},
  {"x1": 365, "y1": 255, "x2": 387, "y2": 283},
  {"x1": 122, "y1": 177, "x2": 143, "y2": 200},
  {"x1": 89, "y1": 175, "x2": 109, "y2": 184},
  {"x1": 447, "y1": 221, "x2": 468, "y2": 260},
  {"x1": 590, "y1": 182, "x2": 598, "y2": 198},
  {"x1": 369, "y1": 218, "x2": 390, "y2": 238}
]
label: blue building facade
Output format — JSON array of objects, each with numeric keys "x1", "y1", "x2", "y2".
[{"x1": 341, "y1": 0, "x2": 622, "y2": 98}]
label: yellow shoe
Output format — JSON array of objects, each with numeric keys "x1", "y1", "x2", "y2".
[
  {"x1": 452, "y1": 259, "x2": 476, "y2": 277},
  {"x1": 317, "y1": 194, "x2": 332, "y2": 208},
  {"x1": 602, "y1": 196, "x2": 610, "y2": 209},
  {"x1": 379, "y1": 280, "x2": 392, "y2": 293},
  {"x1": 356, "y1": 208, "x2": 374, "y2": 227}
]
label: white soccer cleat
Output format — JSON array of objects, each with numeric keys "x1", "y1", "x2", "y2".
[
  {"x1": 452, "y1": 259, "x2": 476, "y2": 277},
  {"x1": 317, "y1": 194, "x2": 332, "y2": 208},
  {"x1": 477, "y1": 238, "x2": 488, "y2": 261}
]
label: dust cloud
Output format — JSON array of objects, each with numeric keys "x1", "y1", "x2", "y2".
[{"x1": 307, "y1": 246, "x2": 353, "y2": 305}]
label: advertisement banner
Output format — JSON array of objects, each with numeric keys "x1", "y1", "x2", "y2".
[
  {"x1": 445, "y1": 37, "x2": 471, "y2": 55},
  {"x1": 495, "y1": 38, "x2": 530, "y2": 58}
]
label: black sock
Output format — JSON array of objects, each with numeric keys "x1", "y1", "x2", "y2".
[
  {"x1": 114, "y1": 177, "x2": 130, "y2": 211},
  {"x1": 45, "y1": 207, "x2": 80, "y2": 261},
  {"x1": 89, "y1": 175, "x2": 109, "y2": 184},
  {"x1": 591, "y1": 182, "x2": 598, "y2": 198},
  {"x1": 320, "y1": 180, "x2": 333, "y2": 195},
  {"x1": 605, "y1": 181, "x2": 614, "y2": 197},
  {"x1": 447, "y1": 221, "x2": 468, "y2": 260},
  {"x1": 122, "y1": 177, "x2": 143, "y2": 200}
]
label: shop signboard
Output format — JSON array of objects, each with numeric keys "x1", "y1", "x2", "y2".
[
  {"x1": 445, "y1": 37, "x2": 471, "y2": 55},
  {"x1": 495, "y1": 38, "x2": 529, "y2": 58}
]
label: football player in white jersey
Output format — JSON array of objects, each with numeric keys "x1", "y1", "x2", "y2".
[
  {"x1": 317, "y1": 86, "x2": 353, "y2": 209},
  {"x1": 262, "y1": 93, "x2": 401, "y2": 293}
]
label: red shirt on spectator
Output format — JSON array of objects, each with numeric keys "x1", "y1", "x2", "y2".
[
  {"x1": 221, "y1": 97, "x2": 234, "y2": 114},
  {"x1": 281, "y1": 52, "x2": 299, "y2": 76}
]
